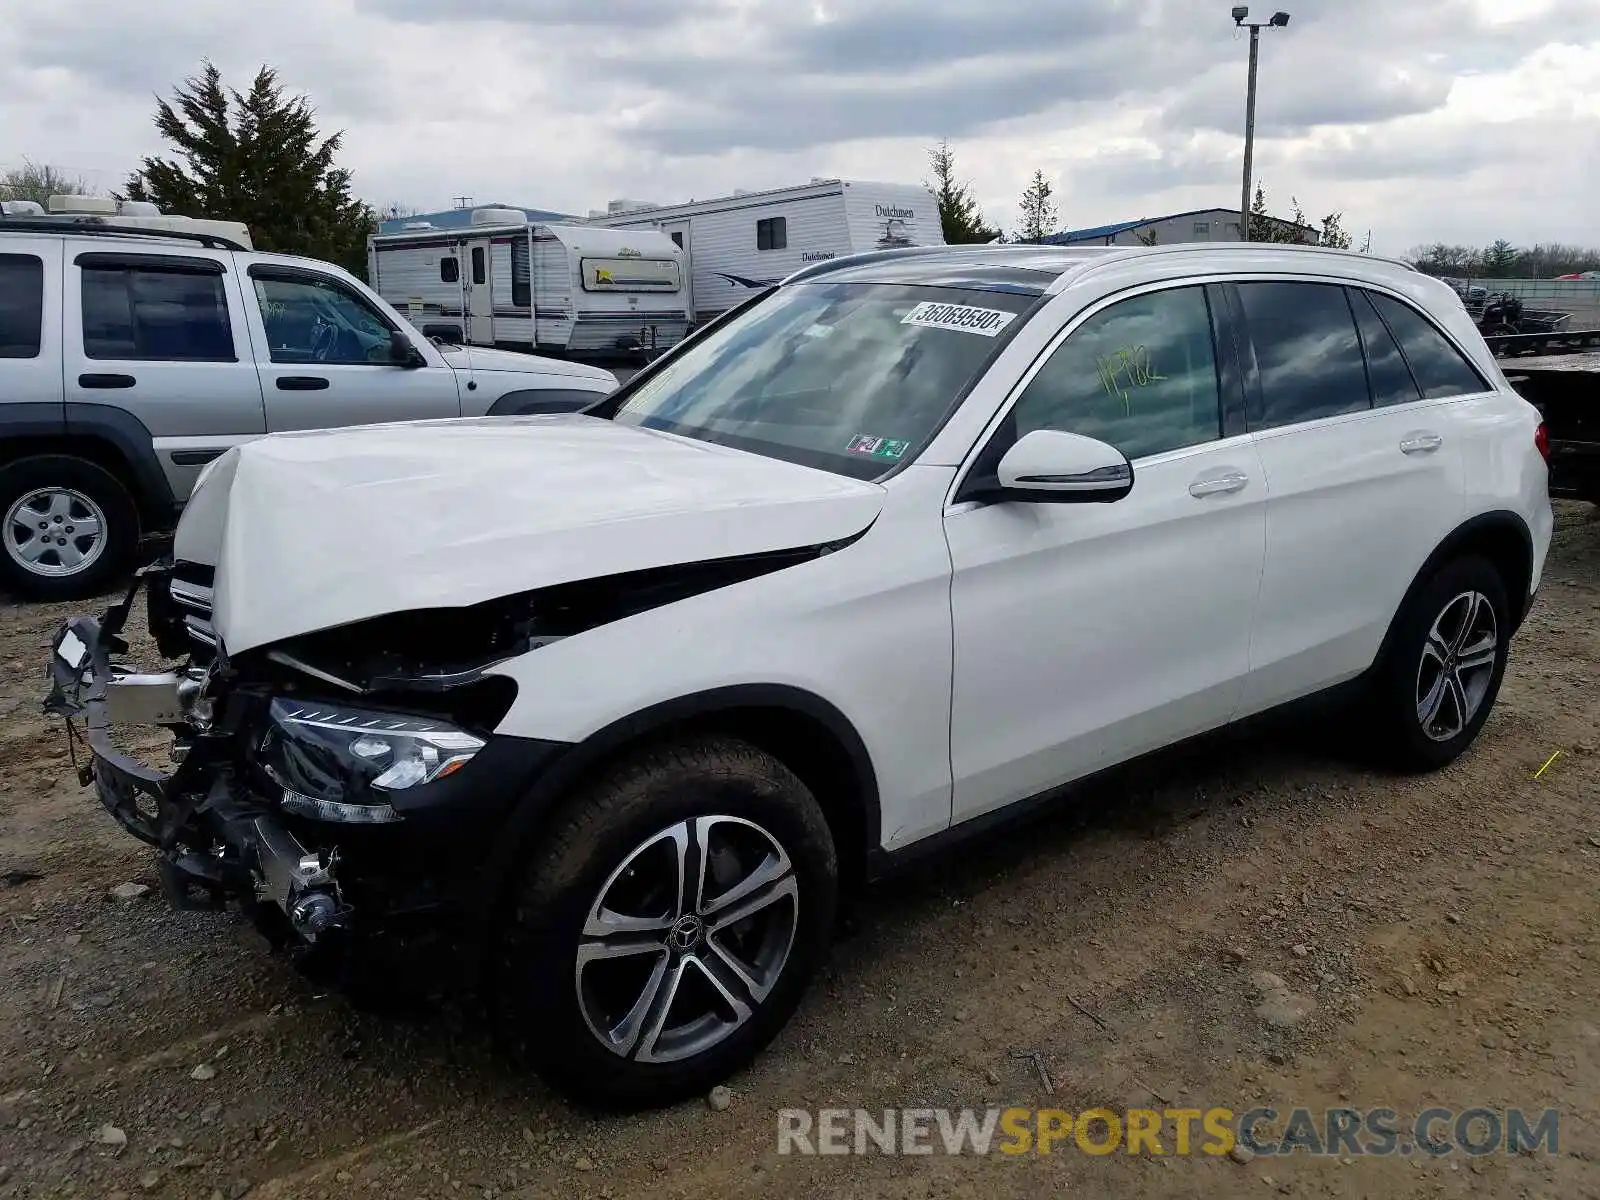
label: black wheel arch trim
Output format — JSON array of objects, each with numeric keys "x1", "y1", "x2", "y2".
[
  {"x1": 1374, "y1": 510, "x2": 1536, "y2": 671},
  {"x1": 480, "y1": 683, "x2": 882, "y2": 911},
  {"x1": 1, "y1": 402, "x2": 174, "y2": 523}
]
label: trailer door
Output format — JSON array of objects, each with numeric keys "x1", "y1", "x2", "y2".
[
  {"x1": 465, "y1": 237, "x2": 494, "y2": 345},
  {"x1": 660, "y1": 220, "x2": 693, "y2": 319}
]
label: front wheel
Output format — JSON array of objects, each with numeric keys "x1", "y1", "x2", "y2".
[
  {"x1": 491, "y1": 737, "x2": 838, "y2": 1109},
  {"x1": 1371, "y1": 555, "x2": 1510, "y2": 771}
]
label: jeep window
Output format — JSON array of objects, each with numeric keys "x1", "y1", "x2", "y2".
[
  {"x1": 612, "y1": 282, "x2": 1036, "y2": 479},
  {"x1": 1235, "y1": 281, "x2": 1370, "y2": 430},
  {"x1": 1011, "y1": 285, "x2": 1222, "y2": 460},
  {"x1": 1368, "y1": 292, "x2": 1489, "y2": 399},
  {"x1": 252, "y1": 273, "x2": 396, "y2": 365},
  {"x1": 81, "y1": 263, "x2": 235, "y2": 362},
  {"x1": 0, "y1": 253, "x2": 43, "y2": 358}
]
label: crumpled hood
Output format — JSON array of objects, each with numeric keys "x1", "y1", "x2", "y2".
[
  {"x1": 173, "y1": 415, "x2": 884, "y2": 654},
  {"x1": 438, "y1": 344, "x2": 617, "y2": 385}
]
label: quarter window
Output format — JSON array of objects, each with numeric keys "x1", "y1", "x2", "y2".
[
  {"x1": 251, "y1": 272, "x2": 397, "y2": 365},
  {"x1": 1369, "y1": 293, "x2": 1487, "y2": 399},
  {"x1": 440, "y1": 256, "x2": 459, "y2": 283},
  {"x1": 1011, "y1": 286, "x2": 1222, "y2": 460},
  {"x1": 0, "y1": 254, "x2": 43, "y2": 358},
  {"x1": 81, "y1": 263, "x2": 234, "y2": 362},
  {"x1": 1351, "y1": 290, "x2": 1421, "y2": 407},
  {"x1": 1236, "y1": 281, "x2": 1369, "y2": 430},
  {"x1": 757, "y1": 217, "x2": 787, "y2": 251}
]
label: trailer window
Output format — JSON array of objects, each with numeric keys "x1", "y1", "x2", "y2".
[
  {"x1": 0, "y1": 254, "x2": 43, "y2": 358},
  {"x1": 440, "y1": 256, "x2": 459, "y2": 284},
  {"x1": 471, "y1": 247, "x2": 486, "y2": 286},
  {"x1": 511, "y1": 239, "x2": 531, "y2": 308},
  {"x1": 757, "y1": 217, "x2": 787, "y2": 252}
]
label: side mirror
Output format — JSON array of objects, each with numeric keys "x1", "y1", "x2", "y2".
[
  {"x1": 390, "y1": 329, "x2": 426, "y2": 368},
  {"x1": 993, "y1": 429, "x2": 1134, "y2": 503}
]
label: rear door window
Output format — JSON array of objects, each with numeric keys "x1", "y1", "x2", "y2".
[
  {"x1": 0, "y1": 254, "x2": 44, "y2": 358},
  {"x1": 1235, "y1": 281, "x2": 1369, "y2": 430},
  {"x1": 1368, "y1": 293, "x2": 1488, "y2": 399},
  {"x1": 80, "y1": 260, "x2": 235, "y2": 361},
  {"x1": 1351, "y1": 290, "x2": 1422, "y2": 407}
]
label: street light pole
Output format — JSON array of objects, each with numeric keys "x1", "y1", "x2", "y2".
[
  {"x1": 1231, "y1": 8, "x2": 1289, "y2": 244},
  {"x1": 1239, "y1": 23, "x2": 1259, "y2": 243}
]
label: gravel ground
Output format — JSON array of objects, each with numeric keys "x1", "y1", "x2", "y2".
[{"x1": 0, "y1": 504, "x2": 1596, "y2": 1199}]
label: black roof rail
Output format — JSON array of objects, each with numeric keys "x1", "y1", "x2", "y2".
[{"x1": 0, "y1": 215, "x2": 247, "y2": 252}]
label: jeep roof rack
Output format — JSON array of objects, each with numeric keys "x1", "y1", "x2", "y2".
[{"x1": 0, "y1": 214, "x2": 249, "y2": 252}]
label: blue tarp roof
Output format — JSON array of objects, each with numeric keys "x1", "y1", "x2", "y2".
[
  {"x1": 1039, "y1": 207, "x2": 1313, "y2": 245},
  {"x1": 376, "y1": 204, "x2": 576, "y2": 235},
  {"x1": 1039, "y1": 218, "x2": 1152, "y2": 245}
]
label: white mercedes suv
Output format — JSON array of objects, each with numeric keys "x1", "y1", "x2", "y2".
[{"x1": 47, "y1": 243, "x2": 1552, "y2": 1108}]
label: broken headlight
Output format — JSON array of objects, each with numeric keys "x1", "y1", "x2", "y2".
[{"x1": 258, "y1": 699, "x2": 486, "y2": 823}]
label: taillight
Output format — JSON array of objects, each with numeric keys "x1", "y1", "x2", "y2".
[{"x1": 1534, "y1": 423, "x2": 1550, "y2": 462}]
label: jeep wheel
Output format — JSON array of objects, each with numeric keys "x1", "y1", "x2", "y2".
[
  {"x1": 0, "y1": 455, "x2": 139, "y2": 601},
  {"x1": 491, "y1": 737, "x2": 837, "y2": 1109},
  {"x1": 1372, "y1": 555, "x2": 1510, "y2": 771}
]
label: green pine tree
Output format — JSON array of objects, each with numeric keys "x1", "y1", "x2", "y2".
[
  {"x1": 123, "y1": 62, "x2": 377, "y2": 277},
  {"x1": 1016, "y1": 170, "x2": 1058, "y2": 244},
  {"x1": 925, "y1": 140, "x2": 999, "y2": 244}
]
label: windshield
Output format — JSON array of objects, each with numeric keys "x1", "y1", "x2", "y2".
[{"x1": 612, "y1": 282, "x2": 1038, "y2": 479}]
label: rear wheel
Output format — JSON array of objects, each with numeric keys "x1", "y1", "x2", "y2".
[
  {"x1": 0, "y1": 455, "x2": 139, "y2": 601},
  {"x1": 1371, "y1": 556, "x2": 1510, "y2": 771},
  {"x1": 491, "y1": 737, "x2": 837, "y2": 1109}
]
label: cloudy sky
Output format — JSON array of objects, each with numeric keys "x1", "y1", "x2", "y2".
[{"x1": 4, "y1": 0, "x2": 1598, "y2": 253}]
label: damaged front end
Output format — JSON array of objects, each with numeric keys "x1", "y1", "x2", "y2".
[{"x1": 42, "y1": 560, "x2": 559, "y2": 959}]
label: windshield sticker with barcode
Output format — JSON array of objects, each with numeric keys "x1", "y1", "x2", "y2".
[
  {"x1": 846, "y1": 435, "x2": 912, "y2": 461},
  {"x1": 901, "y1": 301, "x2": 1016, "y2": 337}
]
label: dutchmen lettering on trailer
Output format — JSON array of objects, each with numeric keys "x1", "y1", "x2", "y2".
[
  {"x1": 875, "y1": 204, "x2": 915, "y2": 219},
  {"x1": 901, "y1": 301, "x2": 1016, "y2": 337}
]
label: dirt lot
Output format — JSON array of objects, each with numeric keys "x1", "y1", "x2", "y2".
[{"x1": 1, "y1": 506, "x2": 1597, "y2": 1199}]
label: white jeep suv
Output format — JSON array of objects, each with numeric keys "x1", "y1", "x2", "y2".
[{"x1": 46, "y1": 242, "x2": 1552, "y2": 1108}]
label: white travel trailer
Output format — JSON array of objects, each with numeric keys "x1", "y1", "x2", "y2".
[
  {"x1": 591, "y1": 179, "x2": 946, "y2": 322},
  {"x1": 367, "y1": 211, "x2": 690, "y2": 357}
]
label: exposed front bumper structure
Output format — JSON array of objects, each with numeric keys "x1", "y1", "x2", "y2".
[
  {"x1": 44, "y1": 569, "x2": 349, "y2": 941},
  {"x1": 43, "y1": 565, "x2": 568, "y2": 957}
]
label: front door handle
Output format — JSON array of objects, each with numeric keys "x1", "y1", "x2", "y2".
[
  {"x1": 1189, "y1": 470, "x2": 1250, "y2": 498},
  {"x1": 78, "y1": 373, "x2": 136, "y2": 389},
  {"x1": 1399, "y1": 432, "x2": 1444, "y2": 454},
  {"x1": 276, "y1": 376, "x2": 330, "y2": 391}
]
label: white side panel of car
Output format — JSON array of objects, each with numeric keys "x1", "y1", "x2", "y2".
[
  {"x1": 487, "y1": 466, "x2": 964, "y2": 852},
  {"x1": 945, "y1": 433, "x2": 1268, "y2": 822},
  {"x1": 1239, "y1": 398, "x2": 1468, "y2": 715}
]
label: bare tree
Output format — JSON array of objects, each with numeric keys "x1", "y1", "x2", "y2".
[{"x1": 0, "y1": 159, "x2": 96, "y2": 206}]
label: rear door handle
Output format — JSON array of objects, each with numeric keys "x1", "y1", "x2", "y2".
[
  {"x1": 1189, "y1": 470, "x2": 1250, "y2": 498},
  {"x1": 276, "y1": 376, "x2": 330, "y2": 391},
  {"x1": 1400, "y1": 432, "x2": 1444, "y2": 454},
  {"x1": 78, "y1": 373, "x2": 136, "y2": 389}
]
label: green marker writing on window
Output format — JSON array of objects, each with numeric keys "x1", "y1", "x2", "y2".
[{"x1": 1096, "y1": 345, "x2": 1165, "y2": 413}]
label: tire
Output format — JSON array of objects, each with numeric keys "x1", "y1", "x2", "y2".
[
  {"x1": 0, "y1": 455, "x2": 140, "y2": 602},
  {"x1": 1370, "y1": 555, "x2": 1510, "y2": 771},
  {"x1": 490, "y1": 736, "x2": 838, "y2": 1110}
]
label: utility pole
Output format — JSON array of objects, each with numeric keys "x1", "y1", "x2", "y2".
[
  {"x1": 1240, "y1": 23, "x2": 1259, "y2": 243},
  {"x1": 1232, "y1": 8, "x2": 1290, "y2": 243}
]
